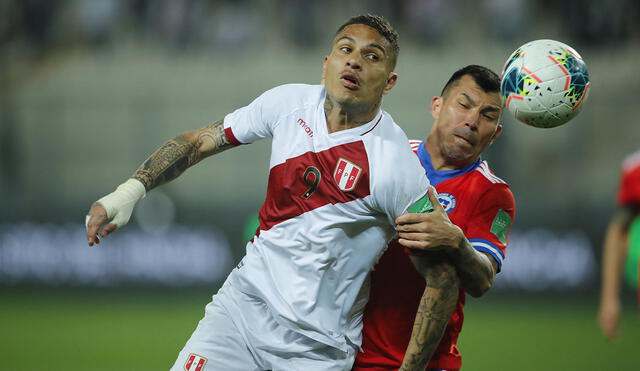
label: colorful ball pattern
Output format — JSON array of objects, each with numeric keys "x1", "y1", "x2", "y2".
[{"x1": 500, "y1": 39, "x2": 590, "y2": 128}]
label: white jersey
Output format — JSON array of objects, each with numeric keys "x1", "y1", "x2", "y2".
[{"x1": 222, "y1": 84, "x2": 429, "y2": 351}]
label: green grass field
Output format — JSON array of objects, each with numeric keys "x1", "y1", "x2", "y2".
[{"x1": 0, "y1": 287, "x2": 637, "y2": 370}]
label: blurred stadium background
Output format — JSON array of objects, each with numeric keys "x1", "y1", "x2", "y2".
[{"x1": 0, "y1": 0, "x2": 638, "y2": 370}]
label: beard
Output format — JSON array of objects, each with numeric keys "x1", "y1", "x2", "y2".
[{"x1": 440, "y1": 135, "x2": 476, "y2": 166}]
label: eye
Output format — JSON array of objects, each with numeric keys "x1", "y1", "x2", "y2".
[
  {"x1": 339, "y1": 46, "x2": 352, "y2": 53},
  {"x1": 482, "y1": 111, "x2": 499, "y2": 120},
  {"x1": 365, "y1": 53, "x2": 380, "y2": 61},
  {"x1": 458, "y1": 102, "x2": 469, "y2": 109}
]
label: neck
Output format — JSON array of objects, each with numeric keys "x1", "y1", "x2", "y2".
[{"x1": 324, "y1": 97, "x2": 380, "y2": 134}]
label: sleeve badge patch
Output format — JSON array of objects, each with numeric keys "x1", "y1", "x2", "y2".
[
  {"x1": 491, "y1": 209, "x2": 512, "y2": 244},
  {"x1": 407, "y1": 192, "x2": 434, "y2": 213}
]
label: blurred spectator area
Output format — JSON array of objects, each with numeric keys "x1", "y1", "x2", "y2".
[{"x1": 0, "y1": 0, "x2": 639, "y2": 289}]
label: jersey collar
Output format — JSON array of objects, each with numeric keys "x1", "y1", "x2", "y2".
[
  {"x1": 416, "y1": 140, "x2": 482, "y2": 186},
  {"x1": 319, "y1": 89, "x2": 384, "y2": 139}
]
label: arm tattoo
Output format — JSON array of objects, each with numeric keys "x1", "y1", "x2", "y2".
[
  {"x1": 400, "y1": 261, "x2": 460, "y2": 371},
  {"x1": 452, "y1": 239, "x2": 496, "y2": 297},
  {"x1": 196, "y1": 119, "x2": 234, "y2": 158},
  {"x1": 132, "y1": 120, "x2": 232, "y2": 190}
]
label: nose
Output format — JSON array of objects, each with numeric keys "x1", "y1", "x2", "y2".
[
  {"x1": 346, "y1": 55, "x2": 362, "y2": 70},
  {"x1": 464, "y1": 110, "x2": 480, "y2": 130}
]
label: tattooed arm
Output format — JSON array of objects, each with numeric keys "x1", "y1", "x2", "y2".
[
  {"x1": 132, "y1": 119, "x2": 232, "y2": 191},
  {"x1": 396, "y1": 188, "x2": 498, "y2": 297},
  {"x1": 85, "y1": 120, "x2": 233, "y2": 245},
  {"x1": 399, "y1": 253, "x2": 460, "y2": 371},
  {"x1": 448, "y1": 241, "x2": 498, "y2": 298}
]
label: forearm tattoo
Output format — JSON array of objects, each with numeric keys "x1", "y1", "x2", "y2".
[
  {"x1": 401, "y1": 263, "x2": 460, "y2": 371},
  {"x1": 455, "y1": 239, "x2": 495, "y2": 295},
  {"x1": 132, "y1": 120, "x2": 231, "y2": 190}
]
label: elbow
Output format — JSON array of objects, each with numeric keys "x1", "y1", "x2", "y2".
[
  {"x1": 466, "y1": 277, "x2": 494, "y2": 298},
  {"x1": 176, "y1": 131, "x2": 198, "y2": 146},
  {"x1": 424, "y1": 262, "x2": 460, "y2": 288},
  {"x1": 175, "y1": 131, "x2": 202, "y2": 157}
]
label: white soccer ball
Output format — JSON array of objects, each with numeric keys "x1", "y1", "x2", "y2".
[{"x1": 500, "y1": 39, "x2": 590, "y2": 128}]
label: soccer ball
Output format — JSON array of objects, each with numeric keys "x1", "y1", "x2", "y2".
[{"x1": 500, "y1": 39, "x2": 590, "y2": 128}]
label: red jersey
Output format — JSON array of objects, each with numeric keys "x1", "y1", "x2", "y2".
[
  {"x1": 616, "y1": 150, "x2": 640, "y2": 303},
  {"x1": 353, "y1": 140, "x2": 516, "y2": 371},
  {"x1": 617, "y1": 150, "x2": 640, "y2": 207}
]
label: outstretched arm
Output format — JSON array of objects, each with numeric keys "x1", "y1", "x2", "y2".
[
  {"x1": 86, "y1": 119, "x2": 233, "y2": 245},
  {"x1": 598, "y1": 207, "x2": 634, "y2": 339},
  {"x1": 132, "y1": 119, "x2": 232, "y2": 191},
  {"x1": 400, "y1": 253, "x2": 459, "y2": 371}
]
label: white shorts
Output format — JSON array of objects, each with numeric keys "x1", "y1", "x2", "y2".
[{"x1": 170, "y1": 279, "x2": 356, "y2": 371}]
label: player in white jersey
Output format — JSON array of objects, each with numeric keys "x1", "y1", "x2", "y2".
[{"x1": 85, "y1": 14, "x2": 429, "y2": 370}]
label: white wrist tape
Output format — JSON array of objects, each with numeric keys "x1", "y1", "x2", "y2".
[{"x1": 96, "y1": 178, "x2": 146, "y2": 228}]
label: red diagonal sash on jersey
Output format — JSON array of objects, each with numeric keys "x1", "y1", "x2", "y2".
[{"x1": 258, "y1": 141, "x2": 370, "y2": 233}]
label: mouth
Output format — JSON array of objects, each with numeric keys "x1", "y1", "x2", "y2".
[
  {"x1": 454, "y1": 134, "x2": 474, "y2": 146},
  {"x1": 340, "y1": 72, "x2": 360, "y2": 90}
]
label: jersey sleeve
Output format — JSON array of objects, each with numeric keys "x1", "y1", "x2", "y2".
[
  {"x1": 222, "y1": 86, "x2": 285, "y2": 145},
  {"x1": 374, "y1": 150, "x2": 430, "y2": 225},
  {"x1": 465, "y1": 185, "x2": 515, "y2": 272}
]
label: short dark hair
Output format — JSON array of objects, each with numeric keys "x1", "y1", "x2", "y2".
[
  {"x1": 335, "y1": 14, "x2": 399, "y2": 68},
  {"x1": 441, "y1": 65, "x2": 500, "y2": 97}
]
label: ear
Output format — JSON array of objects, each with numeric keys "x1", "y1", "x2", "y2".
[
  {"x1": 321, "y1": 56, "x2": 328, "y2": 84},
  {"x1": 431, "y1": 96, "x2": 442, "y2": 120},
  {"x1": 382, "y1": 72, "x2": 398, "y2": 95},
  {"x1": 490, "y1": 124, "x2": 503, "y2": 144}
]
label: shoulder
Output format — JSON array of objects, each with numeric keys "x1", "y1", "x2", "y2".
[
  {"x1": 367, "y1": 129, "x2": 427, "y2": 192},
  {"x1": 622, "y1": 150, "x2": 640, "y2": 173},
  {"x1": 408, "y1": 139, "x2": 422, "y2": 154},
  {"x1": 377, "y1": 110, "x2": 410, "y2": 139},
  {"x1": 364, "y1": 112, "x2": 415, "y2": 153},
  {"x1": 466, "y1": 161, "x2": 515, "y2": 208},
  {"x1": 473, "y1": 160, "x2": 508, "y2": 186},
  {"x1": 251, "y1": 84, "x2": 324, "y2": 121},
  {"x1": 366, "y1": 114, "x2": 416, "y2": 166},
  {"x1": 261, "y1": 84, "x2": 324, "y2": 104}
]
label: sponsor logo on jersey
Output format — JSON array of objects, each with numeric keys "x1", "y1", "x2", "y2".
[
  {"x1": 437, "y1": 193, "x2": 456, "y2": 213},
  {"x1": 184, "y1": 353, "x2": 207, "y2": 371},
  {"x1": 333, "y1": 158, "x2": 362, "y2": 191},
  {"x1": 296, "y1": 118, "x2": 314, "y2": 137}
]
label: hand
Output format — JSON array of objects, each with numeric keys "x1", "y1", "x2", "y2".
[
  {"x1": 85, "y1": 203, "x2": 118, "y2": 246},
  {"x1": 396, "y1": 187, "x2": 463, "y2": 251},
  {"x1": 84, "y1": 179, "x2": 146, "y2": 246},
  {"x1": 598, "y1": 299, "x2": 621, "y2": 340}
]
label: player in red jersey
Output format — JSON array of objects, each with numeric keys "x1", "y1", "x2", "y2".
[
  {"x1": 599, "y1": 150, "x2": 640, "y2": 340},
  {"x1": 353, "y1": 65, "x2": 515, "y2": 371}
]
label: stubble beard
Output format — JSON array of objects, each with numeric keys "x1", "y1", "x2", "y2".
[{"x1": 441, "y1": 139, "x2": 473, "y2": 167}]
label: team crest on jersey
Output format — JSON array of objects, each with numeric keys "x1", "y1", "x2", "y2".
[
  {"x1": 333, "y1": 158, "x2": 362, "y2": 191},
  {"x1": 437, "y1": 193, "x2": 456, "y2": 213},
  {"x1": 184, "y1": 353, "x2": 207, "y2": 371}
]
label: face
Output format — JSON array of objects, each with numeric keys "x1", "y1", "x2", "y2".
[
  {"x1": 430, "y1": 74, "x2": 502, "y2": 167},
  {"x1": 322, "y1": 24, "x2": 397, "y2": 109}
]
